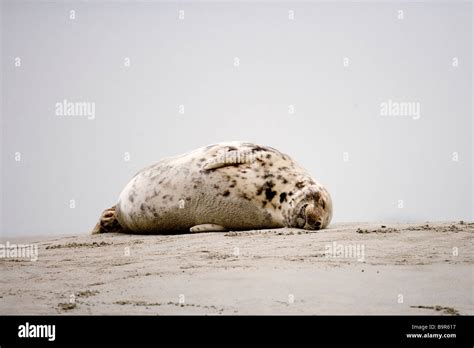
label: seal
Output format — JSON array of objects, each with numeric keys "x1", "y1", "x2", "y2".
[{"x1": 91, "y1": 141, "x2": 332, "y2": 234}]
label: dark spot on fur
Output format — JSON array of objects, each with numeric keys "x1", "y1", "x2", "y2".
[
  {"x1": 296, "y1": 181, "x2": 305, "y2": 189},
  {"x1": 266, "y1": 154, "x2": 271, "y2": 159},
  {"x1": 289, "y1": 191, "x2": 293, "y2": 196},
  {"x1": 251, "y1": 145, "x2": 266, "y2": 152},
  {"x1": 279, "y1": 192, "x2": 287, "y2": 203},
  {"x1": 227, "y1": 146, "x2": 237, "y2": 151},
  {"x1": 199, "y1": 158, "x2": 206, "y2": 162},
  {"x1": 257, "y1": 180, "x2": 275, "y2": 198},
  {"x1": 222, "y1": 190, "x2": 230, "y2": 197},
  {"x1": 213, "y1": 184, "x2": 220, "y2": 189},
  {"x1": 263, "y1": 172, "x2": 274, "y2": 179},
  {"x1": 241, "y1": 170, "x2": 247, "y2": 174},
  {"x1": 162, "y1": 195, "x2": 169, "y2": 200},
  {"x1": 250, "y1": 145, "x2": 277, "y2": 154},
  {"x1": 240, "y1": 193, "x2": 252, "y2": 201},
  {"x1": 140, "y1": 203, "x2": 146, "y2": 212},
  {"x1": 128, "y1": 195, "x2": 134, "y2": 203},
  {"x1": 193, "y1": 184, "x2": 198, "y2": 189},
  {"x1": 265, "y1": 186, "x2": 277, "y2": 201}
]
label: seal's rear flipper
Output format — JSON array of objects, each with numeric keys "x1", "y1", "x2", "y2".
[
  {"x1": 91, "y1": 205, "x2": 124, "y2": 234},
  {"x1": 190, "y1": 224, "x2": 227, "y2": 233},
  {"x1": 203, "y1": 150, "x2": 253, "y2": 170}
]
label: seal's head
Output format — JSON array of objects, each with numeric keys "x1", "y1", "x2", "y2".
[{"x1": 290, "y1": 187, "x2": 333, "y2": 230}]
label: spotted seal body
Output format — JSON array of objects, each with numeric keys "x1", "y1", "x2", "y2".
[{"x1": 91, "y1": 142, "x2": 332, "y2": 234}]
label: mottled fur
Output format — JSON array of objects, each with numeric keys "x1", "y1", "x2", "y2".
[{"x1": 92, "y1": 141, "x2": 332, "y2": 234}]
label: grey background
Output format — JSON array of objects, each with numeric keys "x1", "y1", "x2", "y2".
[{"x1": 1, "y1": 0, "x2": 472, "y2": 236}]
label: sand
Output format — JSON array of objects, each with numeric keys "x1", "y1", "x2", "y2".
[{"x1": 0, "y1": 222, "x2": 472, "y2": 315}]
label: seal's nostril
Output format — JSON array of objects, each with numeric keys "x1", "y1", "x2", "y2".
[{"x1": 314, "y1": 221, "x2": 321, "y2": 228}]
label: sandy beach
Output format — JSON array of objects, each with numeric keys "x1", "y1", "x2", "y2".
[{"x1": 1, "y1": 222, "x2": 472, "y2": 315}]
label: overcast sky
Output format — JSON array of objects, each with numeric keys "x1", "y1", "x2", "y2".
[{"x1": 1, "y1": 0, "x2": 472, "y2": 236}]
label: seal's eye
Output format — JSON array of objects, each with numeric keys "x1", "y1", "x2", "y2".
[{"x1": 321, "y1": 200, "x2": 326, "y2": 209}]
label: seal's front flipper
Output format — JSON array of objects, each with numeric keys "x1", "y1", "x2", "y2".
[
  {"x1": 203, "y1": 150, "x2": 253, "y2": 170},
  {"x1": 189, "y1": 224, "x2": 227, "y2": 233}
]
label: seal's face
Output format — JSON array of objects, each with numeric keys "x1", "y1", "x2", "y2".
[{"x1": 292, "y1": 188, "x2": 332, "y2": 230}]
